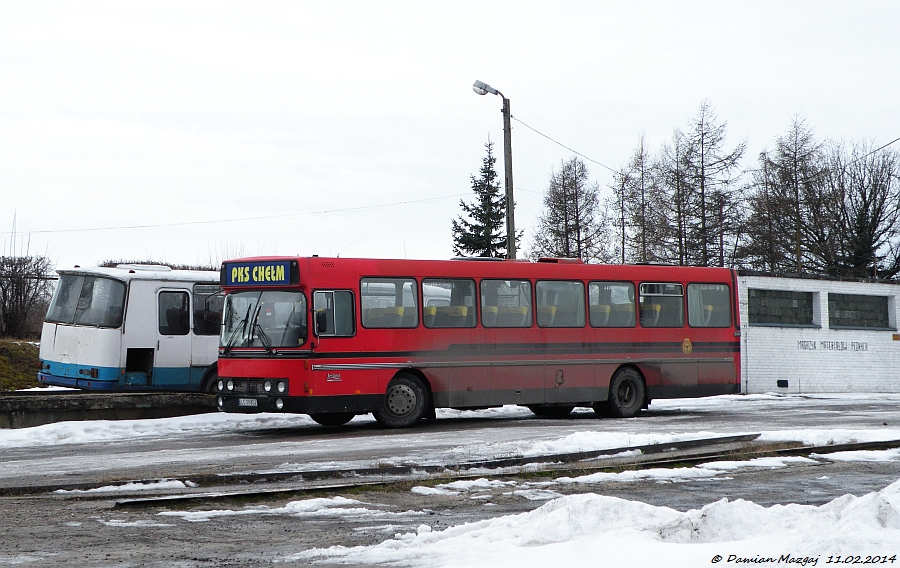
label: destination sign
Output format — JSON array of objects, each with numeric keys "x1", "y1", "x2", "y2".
[{"x1": 222, "y1": 260, "x2": 297, "y2": 287}]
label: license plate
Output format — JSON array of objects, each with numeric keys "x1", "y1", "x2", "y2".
[{"x1": 238, "y1": 398, "x2": 258, "y2": 407}]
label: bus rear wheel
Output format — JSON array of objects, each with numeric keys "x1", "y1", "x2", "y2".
[
  {"x1": 527, "y1": 405, "x2": 575, "y2": 418},
  {"x1": 201, "y1": 370, "x2": 219, "y2": 394},
  {"x1": 374, "y1": 374, "x2": 428, "y2": 428},
  {"x1": 309, "y1": 412, "x2": 355, "y2": 427},
  {"x1": 596, "y1": 367, "x2": 645, "y2": 418}
]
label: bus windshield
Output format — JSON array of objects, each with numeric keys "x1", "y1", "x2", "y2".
[
  {"x1": 45, "y1": 274, "x2": 126, "y2": 328},
  {"x1": 221, "y1": 290, "x2": 307, "y2": 350}
]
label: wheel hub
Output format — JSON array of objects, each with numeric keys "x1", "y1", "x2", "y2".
[{"x1": 387, "y1": 384, "x2": 416, "y2": 416}]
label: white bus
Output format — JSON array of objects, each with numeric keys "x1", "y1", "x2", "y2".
[{"x1": 38, "y1": 264, "x2": 223, "y2": 392}]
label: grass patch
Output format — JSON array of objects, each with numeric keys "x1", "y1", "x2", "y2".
[{"x1": 0, "y1": 339, "x2": 42, "y2": 392}]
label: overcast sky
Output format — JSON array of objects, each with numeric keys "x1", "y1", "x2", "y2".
[{"x1": 2, "y1": 1, "x2": 898, "y2": 270}]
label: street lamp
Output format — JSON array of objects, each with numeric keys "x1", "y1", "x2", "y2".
[{"x1": 473, "y1": 80, "x2": 516, "y2": 260}]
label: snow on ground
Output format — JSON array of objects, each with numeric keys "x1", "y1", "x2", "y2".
[
  {"x1": 5, "y1": 393, "x2": 900, "y2": 565},
  {"x1": 288, "y1": 479, "x2": 900, "y2": 567}
]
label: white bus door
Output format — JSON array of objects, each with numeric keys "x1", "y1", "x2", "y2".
[{"x1": 155, "y1": 289, "x2": 192, "y2": 387}]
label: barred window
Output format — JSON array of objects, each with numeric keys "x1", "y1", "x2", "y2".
[
  {"x1": 748, "y1": 289, "x2": 815, "y2": 326},
  {"x1": 828, "y1": 293, "x2": 891, "y2": 329}
]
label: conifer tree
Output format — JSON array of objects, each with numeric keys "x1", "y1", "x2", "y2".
[{"x1": 452, "y1": 141, "x2": 507, "y2": 258}]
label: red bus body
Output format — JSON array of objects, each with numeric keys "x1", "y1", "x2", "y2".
[{"x1": 215, "y1": 256, "x2": 741, "y2": 425}]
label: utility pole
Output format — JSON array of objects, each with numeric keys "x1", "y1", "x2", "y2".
[{"x1": 473, "y1": 80, "x2": 516, "y2": 259}]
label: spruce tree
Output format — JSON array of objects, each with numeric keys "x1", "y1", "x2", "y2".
[{"x1": 452, "y1": 141, "x2": 507, "y2": 258}]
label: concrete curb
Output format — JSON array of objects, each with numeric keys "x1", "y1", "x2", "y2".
[{"x1": 0, "y1": 392, "x2": 217, "y2": 429}]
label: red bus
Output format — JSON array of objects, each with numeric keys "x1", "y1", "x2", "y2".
[{"x1": 215, "y1": 256, "x2": 741, "y2": 427}]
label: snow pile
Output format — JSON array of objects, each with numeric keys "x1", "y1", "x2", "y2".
[
  {"x1": 159, "y1": 496, "x2": 427, "y2": 523},
  {"x1": 0, "y1": 412, "x2": 323, "y2": 448},
  {"x1": 292, "y1": 480, "x2": 900, "y2": 567},
  {"x1": 55, "y1": 479, "x2": 194, "y2": 493}
]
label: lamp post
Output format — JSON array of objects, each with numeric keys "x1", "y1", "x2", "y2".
[{"x1": 472, "y1": 80, "x2": 516, "y2": 260}]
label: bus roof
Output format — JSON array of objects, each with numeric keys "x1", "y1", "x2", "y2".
[
  {"x1": 221, "y1": 256, "x2": 735, "y2": 288},
  {"x1": 56, "y1": 264, "x2": 220, "y2": 284}
]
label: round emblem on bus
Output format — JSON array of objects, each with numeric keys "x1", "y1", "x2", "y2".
[{"x1": 682, "y1": 338, "x2": 693, "y2": 354}]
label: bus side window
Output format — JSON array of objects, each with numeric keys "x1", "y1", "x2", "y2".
[
  {"x1": 687, "y1": 284, "x2": 732, "y2": 327},
  {"x1": 159, "y1": 291, "x2": 190, "y2": 335},
  {"x1": 422, "y1": 279, "x2": 476, "y2": 328},
  {"x1": 360, "y1": 278, "x2": 418, "y2": 329},
  {"x1": 589, "y1": 282, "x2": 635, "y2": 327},
  {"x1": 481, "y1": 279, "x2": 532, "y2": 328},
  {"x1": 639, "y1": 283, "x2": 684, "y2": 328},
  {"x1": 536, "y1": 280, "x2": 585, "y2": 327},
  {"x1": 192, "y1": 284, "x2": 223, "y2": 335},
  {"x1": 314, "y1": 291, "x2": 355, "y2": 336}
]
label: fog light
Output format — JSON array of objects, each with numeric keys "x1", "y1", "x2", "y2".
[
  {"x1": 217, "y1": 397, "x2": 223, "y2": 408},
  {"x1": 277, "y1": 381, "x2": 286, "y2": 393},
  {"x1": 226, "y1": 380, "x2": 234, "y2": 391},
  {"x1": 275, "y1": 398, "x2": 284, "y2": 410},
  {"x1": 217, "y1": 380, "x2": 224, "y2": 391},
  {"x1": 264, "y1": 381, "x2": 272, "y2": 392}
]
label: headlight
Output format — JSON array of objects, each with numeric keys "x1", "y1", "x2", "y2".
[
  {"x1": 275, "y1": 398, "x2": 284, "y2": 410},
  {"x1": 264, "y1": 381, "x2": 272, "y2": 392},
  {"x1": 217, "y1": 380, "x2": 224, "y2": 391},
  {"x1": 277, "y1": 381, "x2": 286, "y2": 393},
  {"x1": 226, "y1": 380, "x2": 234, "y2": 391}
]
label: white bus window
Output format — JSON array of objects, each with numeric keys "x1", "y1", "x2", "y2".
[
  {"x1": 193, "y1": 284, "x2": 223, "y2": 336},
  {"x1": 159, "y1": 291, "x2": 190, "y2": 336},
  {"x1": 46, "y1": 274, "x2": 125, "y2": 328}
]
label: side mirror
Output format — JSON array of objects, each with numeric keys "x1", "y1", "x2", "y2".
[{"x1": 316, "y1": 310, "x2": 328, "y2": 334}]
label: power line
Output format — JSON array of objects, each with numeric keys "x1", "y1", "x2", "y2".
[
  {"x1": 511, "y1": 115, "x2": 618, "y2": 174},
  {"x1": 7, "y1": 193, "x2": 468, "y2": 237}
]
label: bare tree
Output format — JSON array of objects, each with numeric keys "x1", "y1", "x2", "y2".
[
  {"x1": 740, "y1": 117, "x2": 825, "y2": 273},
  {"x1": 657, "y1": 129, "x2": 699, "y2": 264},
  {"x1": 677, "y1": 101, "x2": 746, "y2": 267},
  {"x1": 618, "y1": 135, "x2": 670, "y2": 263},
  {"x1": 0, "y1": 256, "x2": 54, "y2": 338},
  {"x1": 823, "y1": 141, "x2": 900, "y2": 278},
  {"x1": 530, "y1": 157, "x2": 612, "y2": 262}
]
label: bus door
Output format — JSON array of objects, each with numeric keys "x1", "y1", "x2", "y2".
[{"x1": 155, "y1": 289, "x2": 193, "y2": 387}]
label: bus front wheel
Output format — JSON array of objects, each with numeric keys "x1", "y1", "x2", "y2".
[
  {"x1": 374, "y1": 374, "x2": 428, "y2": 428},
  {"x1": 310, "y1": 413, "x2": 355, "y2": 427},
  {"x1": 596, "y1": 368, "x2": 645, "y2": 418},
  {"x1": 527, "y1": 405, "x2": 574, "y2": 418}
]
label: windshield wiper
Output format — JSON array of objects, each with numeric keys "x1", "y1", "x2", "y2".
[
  {"x1": 248, "y1": 303, "x2": 274, "y2": 354},
  {"x1": 254, "y1": 323, "x2": 273, "y2": 354},
  {"x1": 223, "y1": 304, "x2": 252, "y2": 354}
]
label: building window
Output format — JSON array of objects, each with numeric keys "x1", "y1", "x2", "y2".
[
  {"x1": 828, "y1": 293, "x2": 892, "y2": 330},
  {"x1": 748, "y1": 289, "x2": 815, "y2": 327}
]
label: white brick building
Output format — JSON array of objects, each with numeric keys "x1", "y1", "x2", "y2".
[{"x1": 739, "y1": 274, "x2": 900, "y2": 394}]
